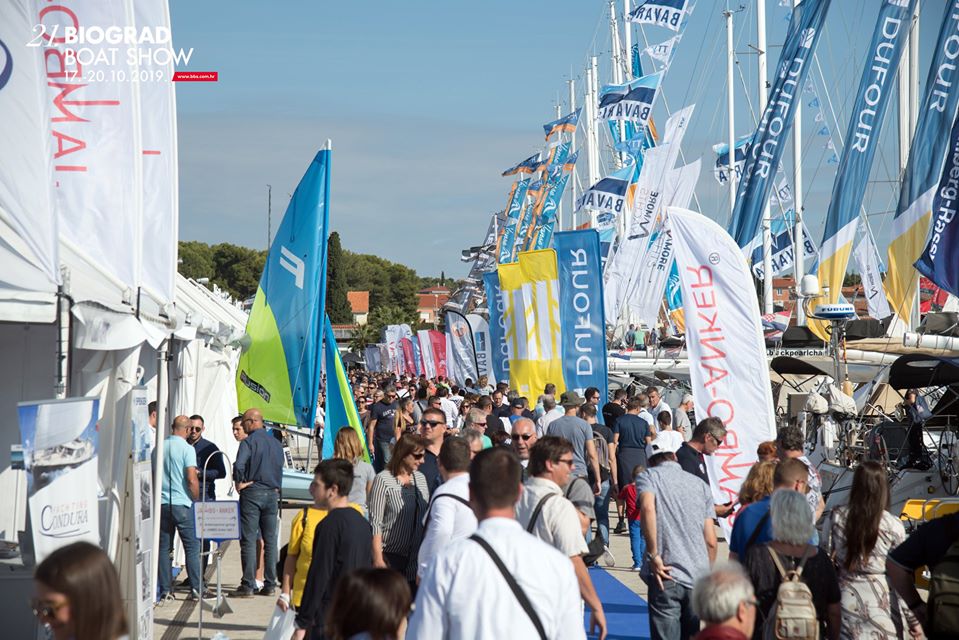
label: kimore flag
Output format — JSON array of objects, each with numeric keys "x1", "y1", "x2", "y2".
[
  {"x1": 667, "y1": 206, "x2": 776, "y2": 530},
  {"x1": 543, "y1": 108, "x2": 582, "y2": 140},
  {"x1": 644, "y1": 35, "x2": 682, "y2": 69},
  {"x1": 599, "y1": 72, "x2": 661, "y2": 123},
  {"x1": 483, "y1": 271, "x2": 510, "y2": 385},
  {"x1": 810, "y1": 0, "x2": 914, "y2": 339},
  {"x1": 445, "y1": 310, "x2": 478, "y2": 386},
  {"x1": 321, "y1": 316, "x2": 369, "y2": 461},
  {"x1": 888, "y1": 2, "x2": 959, "y2": 323},
  {"x1": 498, "y1": 250, "x2": 566, "y2": 397},
  {"x1": 915, "y1": 107, "x2": 959, "y2": 298},
  {"x1": 499, "y1": 179, "x2": 531, "y2": 263},
  {"x1": 237, "y1": 150, "x2": 330, "y2": 427},
  {"x1": 417, "y1": 330, "x2": 437, "y2": 379},
  {"x1": 629, "y1": 0, "x2": 690, "y2": 31},
  {"x1": 854, "y1": 231, "x2": 893, "y2": 320},
  {"x1": 555, "y1": 231, "x2": 608, "y2": 405},
  {"x1": 729, "y1": 0, "x2": 832, "y2": 248}
]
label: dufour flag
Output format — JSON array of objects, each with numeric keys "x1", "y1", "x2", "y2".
[
  {"x1": 483, "y1": 272, "x2": 510, "y2": 385},
  {"x1": 810, "y1": 0, "x2": 914, "y2": 339},
  {"x1": 915, "y1": 107, "x2": 959, "y2": 298},
  {"x1": 543, "y1": 108, "x2": 582, "y2": 140},
  {"x1": 644, "y1": 35, "x2": 682, "y2": 69},
  {"x1": 887, "y1": 1, "x2": 959, "y2": 323},
  {"x1": 729, "y1": 0, "x2": 832, "y2": 248},
  {"x1": 576, "y1": 164, "x2": 636, "y2": 215},
  {"x1": 237, "y1": 150, "x2": 330, "y2": 427},
  {"x1": 667, "y1": 206, "x2": 776, "y2": 532},
  {"x1": 599, "y1": 72, "x2": 661, "y2": 123},
  {"x1": 322, "y1": 316, "x2": 369, "y2": 461},
  {"x1": 629, "y1": 0, "x2": 690, "y2": 31},
  {"x1": 854, "y1": 231, "x2": 893, "y2": 320},
  {"x1": 498, "y1": 250, "x2": 566, "y2": 397},
  {"x1": 555, "y1": 231, "x2": 608, "y2": 406},
  {"x1": 502, "y1": 152, "x2": 543, "y2": 177}
]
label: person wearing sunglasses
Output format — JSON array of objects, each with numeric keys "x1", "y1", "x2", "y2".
[
  {"x1": 510, "y1": 417, "x2": 538, "y2": 481},
  {"x1": 676, "y1": 417, "x2": 734, "y2": 519},
  {"x1": 369, "y1": 433, "x2": 431, "y2": 593},
  {"x1": 185, "y1": 414, "x2": 226, "y2": 575},
  {"x1": 365, "y1": 386, "x2": 399, "y2": 473},
  {"x1": 33, "y1": 541, "x2": 128, "y2": 640},
  {"x1": 418, "y1": 408, "x2": 447, "y2": 493}
]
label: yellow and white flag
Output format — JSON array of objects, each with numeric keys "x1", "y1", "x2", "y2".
[{"x1": 498, "y1": 250, "x2": 565, "y2": 397}]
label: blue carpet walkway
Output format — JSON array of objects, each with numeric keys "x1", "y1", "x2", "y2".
[{"x1": 584, "y1": 567, "x2": 650, "y2": 639}]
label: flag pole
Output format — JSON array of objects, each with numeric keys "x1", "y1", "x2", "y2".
[
  {"x1": 792, "y1": 0, "x2": 806, "y2": 326},
  {"x1": 758, "y1": 0, "x2": 774, "y2": 315}
]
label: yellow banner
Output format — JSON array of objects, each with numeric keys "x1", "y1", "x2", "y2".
[
  {"x1": 498, "y1": 249, "x2": 566, "y2": 397},
  {"x1": 808, "y1": 243, "x2": 854, "y2": 341},
  {"x1": 886, "y1": 208, "x2": 932, "y2": 324}
]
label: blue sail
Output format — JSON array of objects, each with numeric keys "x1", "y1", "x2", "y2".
[{"x1": 236, "y1": 150, "x2": 330, "y2": 428}]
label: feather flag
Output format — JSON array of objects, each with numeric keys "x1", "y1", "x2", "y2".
[
  {"x1": 629, "y1": 0, "x2": 690, "y2": 31},
  {"x1": 502, "y1": 152, "x2": 543, "y2": 177},
  {"x1": 598, "y1": 72, "x2": 661, "y2": 124},
  {"x1": 321, "y1": 316, "x2": 369, "y2": 461},
  {"x1": 237, "y1": 150, "x2": 330, "y2": 427}
]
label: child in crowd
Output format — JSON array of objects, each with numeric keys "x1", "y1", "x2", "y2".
[{"x1": 617, "y1": 464, "x2": 646, "y2": 571}]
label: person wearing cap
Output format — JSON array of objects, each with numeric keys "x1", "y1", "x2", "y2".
[
  {"x1": 546, "y1": 391, "x2": 601, "y2": 495},
  {"x1": 508, "y1": 397, "x2": 528, "y2": 424}
]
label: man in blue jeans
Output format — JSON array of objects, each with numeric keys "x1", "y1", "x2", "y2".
[
  {"x1": 231, "y1": 408, "x2": 284, "y2": 598},
  {"x1": 156, "y1": 415, "x2": 202, "y2": 601}
]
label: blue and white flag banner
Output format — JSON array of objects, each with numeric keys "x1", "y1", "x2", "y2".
[
  {"x1": 555, "y1": 230, "x2": 608, "y2": 406},
  {"x1": 483, "y1": 272, "x2": 510, "y2": 386},
  {"x1": 629, "y1": 0, "x2": 690, "y2": 32},
  {"x1": 713, "y1": 135, "x2": 752, "y2": 185},
  {"x1": 445, "y1": 310, "x2": 479, "y2": 386},
  {"x1": 544, "y1": 108, "x2": 582, "y2": 140},
  {"x1": 502, "y1": 153, "x2": 543, "y2": 177},
  {"x1": 746, "y1": 218, "x2": 819, "y2": 280},
  {"x1": 599, "y1": 72, "x2": 662, "y2": 123},
  {"x1": 498, "y1": 179, "x2": 530, "y2": 263},
  {"x1": 467, "y1": 314, "x2": 494, "y2": 383},
  {"x1": 915, "y1": 108, "x2": 959, "y2": 298},
  {"x1": 644, "y1": 34, "x2": 682, "y2": 69},
  {"x1": 728, "y1": 0, "x2": 832, "y2": 248},
  {"x1": 576, "y1": 164, "x2": 636, "y2": 215},
  {"x1": 534, "y1": 174, "x2": 570, "y2": 250},
  {"x1": 855, "y1": 232, "x2": 893, "y2": 319}
]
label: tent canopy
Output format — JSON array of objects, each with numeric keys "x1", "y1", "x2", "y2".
[{"x1": 888, "y1": 355, "x2": 959, "y2": 390}]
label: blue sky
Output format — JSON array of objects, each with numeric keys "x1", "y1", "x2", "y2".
[{"x1": 171, "y1": 0, "x2": 946, "y2": 277}]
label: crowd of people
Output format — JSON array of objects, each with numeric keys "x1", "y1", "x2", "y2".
[{"x1": 31, "y1": 372, "x2": 959, "y2": 640}]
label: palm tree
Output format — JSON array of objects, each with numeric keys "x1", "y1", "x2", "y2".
[{"x1": 349, "y1": 323, "x2": 378, "y2": 354}]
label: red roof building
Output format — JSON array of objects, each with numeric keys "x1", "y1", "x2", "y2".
[{"x1": 347, "y1": 290, "x2": 369, "y2": 326}]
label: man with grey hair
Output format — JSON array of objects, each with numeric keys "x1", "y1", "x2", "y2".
[
  {"x1": 691, "y1": 563, "x2": 757, "y2": 640},
  {"x1": 673, "y1": 394, "x2": 694, "y2": 441},
  {"x1": 676, "y1": 417, "x2": 734, "y2": 519},
  {"x1": 536, "y1": 395, "x2": 563, "y2": 437},
  {"x1": 646, "y1": 386, "x2": 671, "y2": 423},
  {"x1": 463, "y1": 408, "x2": 493, "y2": 448}
]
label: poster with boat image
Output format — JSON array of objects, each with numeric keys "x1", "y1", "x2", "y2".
[{"x1": 17, "y1": 397, "x2": 100, "y2": 564}]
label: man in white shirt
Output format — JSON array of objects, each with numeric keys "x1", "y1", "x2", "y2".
[
  {"x1": 409, "y1": 447, "x2": 587, "y2": 639},
  {"x1": 436, "y1": 386, "x2": 458, "y2": 428},
  {"x1": 516, "y1": 436, "x2": 607, "y2": 639},
  {"x1": 646, "y1": 386, "x2": 671, "y2": 423},
  {"x1": 417, "y1": 437, "x2": 477, "y2": 581},
  {"x1": 536, "y1": 396, "x2": 563, "y2": 437}
]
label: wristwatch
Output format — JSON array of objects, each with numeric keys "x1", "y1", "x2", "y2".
[{"x1": 646, "y1": 551, "x2": 660, "y2": 561}]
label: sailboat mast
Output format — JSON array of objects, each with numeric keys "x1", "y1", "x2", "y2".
[
  {"x1": 568, "y1": 76, "x2": 577, "y2": 231},
  {"x1": 623, "y1": 0, "x2": 632, "y2": 78},
  {"x1": 908, "y1": 4, "x2": 920, "y2": 329},
  {"x1": 792, "y1": 0, "x2": 806, "y2": 326},
  {"x1": 758, "y1": 0, "x2": 773, "y2": 315},
  {"x1": 725, "y1": 8, "x2": 737, "y2": 222},
  {"x1": 589, "y1": 56, "x2": 601, "y2": 229}
]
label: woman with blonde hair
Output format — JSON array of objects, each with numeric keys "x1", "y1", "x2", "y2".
[
  {"x1": 392, "y1": 397, "x2": 415, "y2": 442},
  {"x1": 738, "y1": 460, "x2": 777, "y2": 507},
  {"x1": 333, "y1": 427, "x2": 376, "y2": 515}
]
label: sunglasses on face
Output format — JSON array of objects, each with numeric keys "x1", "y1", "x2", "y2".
[
  {"x1": 420, "y1": 419, "x2": 445, "y2": 429},
  {"x1": 31, "y1": 600, "x2": 67, "y2": 619},
  {"x1": 411, "y1": 452, "x2": 425, "y2": 460},
  {"x1": 190, "y1": 427, "x2": 202, "y2": 433},
  {"x1": 557, "y1": 458, "x2": 574, "y2": 467},
  {"x1": 512, "y1": 433, "x2": 534, "y2": 441}
]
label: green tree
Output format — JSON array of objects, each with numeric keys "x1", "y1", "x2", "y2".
[
  {"x1": 326, "y1": 232, "x2": 352, "y2": 323},
  {"x1": 178, "y1": 241, "x2": 215, "y2": 281},
  {"x1": 349, "y1": 323, "x2": 378, "y2": 353},
  {"x1": 210, "y1": 243, "x2": 266, "y2": 300},
  {"x1": 367, "y1": 305, "x2": 418, "y2": 340}
]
